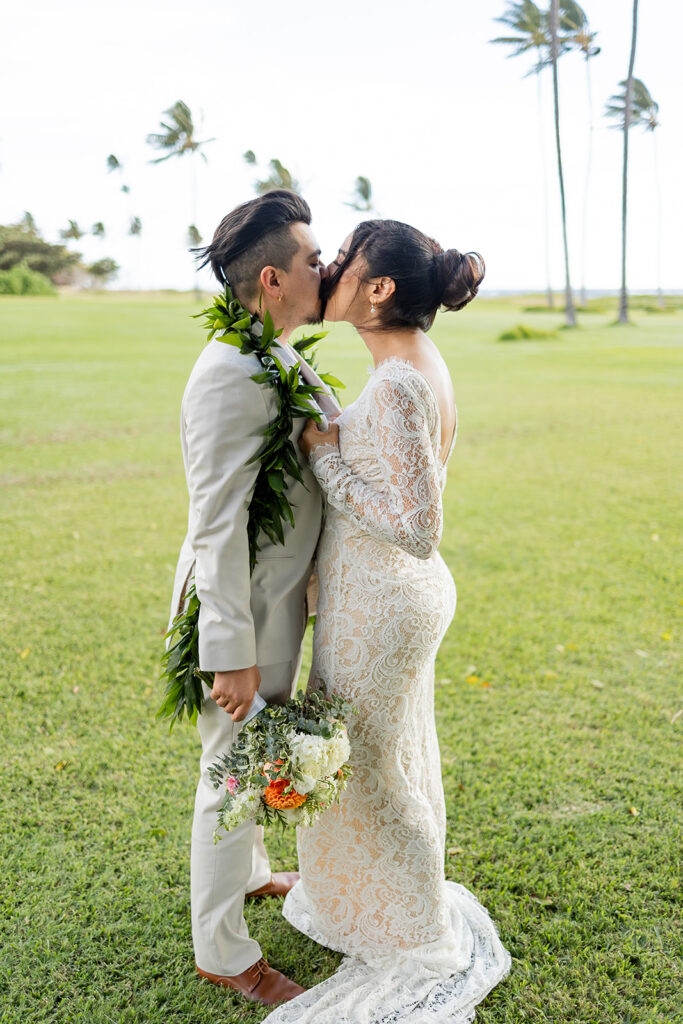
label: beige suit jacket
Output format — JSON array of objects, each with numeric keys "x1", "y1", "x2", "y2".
[{"x1": 170, "y1": 336, "x2": 337, "y2": 671}]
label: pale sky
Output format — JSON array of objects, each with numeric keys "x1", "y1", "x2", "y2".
[{"x1": 1, "y1": 0, "x2": 681, "y2": 292}]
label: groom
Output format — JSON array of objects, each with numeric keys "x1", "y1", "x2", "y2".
[{"x1": 170, "y1": 190, "x2": 337, "y2": 1006}]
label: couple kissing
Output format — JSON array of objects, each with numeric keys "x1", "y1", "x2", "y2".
[{"x1": 169, "y1": 188, "x2": 509, "y2": 1023}]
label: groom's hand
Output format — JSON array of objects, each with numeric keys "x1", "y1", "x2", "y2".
[{"x1": 211, "y1": 666, "x2": 261, "y2": 721}]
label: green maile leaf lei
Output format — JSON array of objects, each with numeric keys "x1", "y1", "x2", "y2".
[{"x1": 158, "y1": 284, "x2": 344, "y2": 728}]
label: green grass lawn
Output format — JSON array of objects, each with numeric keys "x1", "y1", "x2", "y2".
[{"x1": 0, "y1": 293, "x2": 681, "y2": 1024}]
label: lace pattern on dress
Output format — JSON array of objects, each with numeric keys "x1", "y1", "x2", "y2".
[
  {"x1": 308, "y1": 368, "x2": 444, "y2": 560},
  {"x1": 262, "y1": 359, "x2": 509, "y2": 1023}
]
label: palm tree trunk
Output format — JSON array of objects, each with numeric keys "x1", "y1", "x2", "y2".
[
  {"x1": 536, "y1": 63, "x2": 554, "y2": 309},
  {"x1": 652, "y1": 131, "x2": 665, "y2": 309},
  {"x1": 550, "y1": 0, "x2": 576, "y2": 327},
  {"x1": 618, "y1": 0, "x2": 639, "y2": 325},
  {"x1": 191, "y1": 158, "x2": 201, "y2": 302},
  {"x1": 580, "y1": 56, "x2": 595, "y2": 308}
]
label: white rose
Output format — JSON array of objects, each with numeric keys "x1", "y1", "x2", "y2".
[
  {"x1": 293, "y1": 771, "x2": 318, "y2": 795},
  {"x1": 290, "y1": 733, "x2": 328, "y2": 780},
  {"x1": 325, "y1": 728, "x2": 351, "y2": 775},
  {"x1": 280, "y1": 805, "x2": 306, "y2": 825},
  {"x1": 225, "y1": 786, "x2": 260, "y2": 826},
  {"x1": 290, "y1": 727, "x2": 351, "y2": 782}
]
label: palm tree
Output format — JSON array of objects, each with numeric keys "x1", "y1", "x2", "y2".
[
  {"x1": 492, "y1": 1, "x2": 557, "y2": 307},
  {"x1": 613, "y1": 0, "x2": 639, "y2": 324},
  {"x1": 606, "y1": 75, "x2": 662, "y2": 309},
  {"x1": 187, "y1": 224, "x2": 202, "y2": 247},
  {"x1": 60, "y1": 220, "x2": 84, "y2": 241},
  {"x1": 147, "y1": 102, "x2": 214, "y2": 164},
  {"x1": 635, "y1": 84, "x2": 664, "y2": 309},
  {"x1": 549, "y1": 0, "x2": 576, "y2": 325},
  {"x1": 257, "y1": 158, "x2": 299, "y2": 194},
  {"x1": 560, "y1": 1, "x2": 600, "y2": 306},
  {"x1": 107, "y1": 153, "x2": 131, "y2": 195},
  {"x1": 87, "y1": 257, "x2": 119, "y2": 286},
  {"x1": 243, "y1": 151, "x2": 300, "y2": 195},
  {"x1": 345, "y1": 176, "x2": 375, "y2": 213},
  {"x1": 147, "y1": 101, "x2": 214, "y2": 298},
  {"x1": 105, "y1": 154, "x2": 138, "y2": 286},
  {"x1": 127, "y1": 217, "x2": 143, "y2": 292}
]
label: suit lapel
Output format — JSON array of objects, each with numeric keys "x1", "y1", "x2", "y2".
[{"x1": 276, "y1": 344, "x2": 341, "y2": 418}]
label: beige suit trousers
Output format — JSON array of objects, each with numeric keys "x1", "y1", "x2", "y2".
[{"x1": 191, "y1": 655, "x2": 302, "y2": 976}]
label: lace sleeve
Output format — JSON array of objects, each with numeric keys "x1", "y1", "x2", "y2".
[{"x1": 308, "y1": 375, "x2": 442, "y2": 559}]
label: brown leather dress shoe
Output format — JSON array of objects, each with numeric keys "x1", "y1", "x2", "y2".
[
  {"x1": 246, "y1": 871, "x2": 300, "y2": 898},
  {"x1": 197, "y1": 958, "x2": 305, "y2": 1005}
]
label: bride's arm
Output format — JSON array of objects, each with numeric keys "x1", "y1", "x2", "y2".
[{"x1": 302, "y1": 377, "x2": 443, "y2": 559}]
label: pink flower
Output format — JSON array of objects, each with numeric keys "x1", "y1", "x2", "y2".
[{"x1": 226, "y1": 776, "x2": 239, "y2": 795}]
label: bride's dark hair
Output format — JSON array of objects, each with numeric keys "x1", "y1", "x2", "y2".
[{"x1": 327, "y1": 219, "x2": 484, "y2": 331}]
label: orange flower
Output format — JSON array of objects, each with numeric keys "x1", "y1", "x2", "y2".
[{"x1": 263, "y1": 777, "x2": 308, "y2": 809}]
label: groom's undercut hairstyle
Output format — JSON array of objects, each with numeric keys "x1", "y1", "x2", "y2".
[{"x1": 195, "y1": 190, "x2": 311, "y2": 303}]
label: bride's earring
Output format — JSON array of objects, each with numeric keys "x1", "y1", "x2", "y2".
[{"x1": 370, "y1": 303, "x2": 376, "y2": 313}]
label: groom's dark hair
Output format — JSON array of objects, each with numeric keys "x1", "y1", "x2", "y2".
[{"x1": 195, "y1": 189, "x2": 311, "y2": 302}]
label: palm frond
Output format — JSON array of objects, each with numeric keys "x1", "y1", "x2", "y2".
[
  {"x1": 254, "y1": 158, "x2": 300, "y2": 194},
  {"x1": 605, "y1": 77, "x2": 659, "y2": 130},
  {"x1": 147, "y1": 101, "x2": 214, "y2": 164},
  {"x1": 559, "y1": 0, "x2": 587, "y2": 33},
  {"x1": 187, "y1": 224, "x2": 202, "y2": 247},
  {"x1": 60, "y1": 219, "x2": 84, "y2": 241},
  {"x1": 490, "y1": 1, "x2": 550, "y2": 69},
  {"x1": 344, "y1": 176, "x2": 374, "y2": 212}
]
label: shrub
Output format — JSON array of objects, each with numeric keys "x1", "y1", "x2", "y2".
[
  {"x1": 0, "y1": 263, "x2": 57, "y2": 296},
  {"x1": 0, "y1": 220, "x2": 80, "y2": 282},
  {"x1": 86, "y1": 257, "x2": 119, "y2": 285},
  {"x1": 498, "y1": 323, "x2": 558, "y2": 342}
]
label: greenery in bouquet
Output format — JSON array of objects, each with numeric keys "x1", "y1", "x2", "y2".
[{"x1": 208, "y1": 686, "x2": 355, "y2": 836}]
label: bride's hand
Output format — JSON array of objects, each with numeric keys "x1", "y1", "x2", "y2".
[{"x1": 299, "y1": 416, "x2": 340, "y2": 458}]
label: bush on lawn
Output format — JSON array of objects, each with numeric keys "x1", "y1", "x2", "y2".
[
  {"x1": 498, "y1": 323, "x2": 558, "y2": 341},
  {"x1": 0, "y1": 262, "x2": 57, "y2": 295}
]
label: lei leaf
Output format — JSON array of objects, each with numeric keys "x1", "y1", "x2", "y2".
[
  {"x1": 158, "y1": 582, "x2": 213, "y2": 728},
  {"x1": 158, "y1": 285, "x2": 344, "y2": 728}
]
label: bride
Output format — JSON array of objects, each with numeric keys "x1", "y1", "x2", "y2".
[{"x1": 266, "y1": 219, "x2": 510, "y2": 1023}]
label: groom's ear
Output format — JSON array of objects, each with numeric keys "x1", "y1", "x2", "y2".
[{"x1": 259, "y1": 265, "x2": 282, "y2": 299}]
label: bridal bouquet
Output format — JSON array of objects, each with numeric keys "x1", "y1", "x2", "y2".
[{"x1": 208, "y1": 687, "x2": 354, "y2": 837}]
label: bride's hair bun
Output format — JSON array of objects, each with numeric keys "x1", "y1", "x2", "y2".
[
  {"x1": 434, "y1": 249, "x2": 485, "y2": 312},
  {"x1": 335, "y1": 219, "x2": 485, "y2": 331}
]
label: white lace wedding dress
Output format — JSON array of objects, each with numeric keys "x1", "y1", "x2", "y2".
[{"x1": 265, "y1": 358, "x2": 510, "y2": 1023}]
